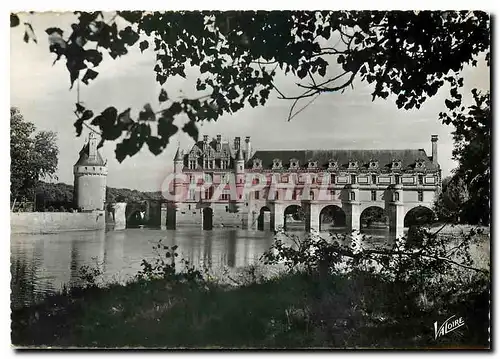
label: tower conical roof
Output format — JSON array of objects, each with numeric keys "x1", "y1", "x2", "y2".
[{"x1": 74, "y1": 143, "x2": 106, "y2": 166}]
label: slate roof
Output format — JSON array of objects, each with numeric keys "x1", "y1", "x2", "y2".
[
  {"x1": 75, "y1": 143, "x2": 106, "y2": 166},
  {"x1": 248, "y1": 149, "x2": 438, "y2": 171}
]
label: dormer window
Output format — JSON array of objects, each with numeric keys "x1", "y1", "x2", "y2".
[
  {"x1": 328, "y1": 160, "x2": 338, "y2": 170},
  {"x1": 369, "y1": 160, "x2": 379, "y2": 169},
  {"x1": 272, "y1": 158, "x2": 282, "y2": 170},
  {"x1": 308, "y1": 160, "x2": 318, "y2": 169},
  {"x1": 253, "y1": 158, "x2": 262, "y2": 170},
  {"x1": 392, "y1": 160, "x2": 402, "y2": 170},
  {"x1": 289, "y1": 158, "x2": 299, "y2": 169},
  {"x1": 349, "y1": 161, "x2": 358, "y2": 170},
  {"x1": 415, "y1": 160, "x2": 426, "y2": 170}
]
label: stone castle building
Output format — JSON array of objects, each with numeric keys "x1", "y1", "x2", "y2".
[
  {"x1": 73, "y1": 132, "x2": 108, "y2": 211},
  {"x1": 163, "y1": 134, "x2": 441, "y2": 237}
]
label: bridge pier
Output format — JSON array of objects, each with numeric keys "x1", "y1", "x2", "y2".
[
  {"x1": 160, "y1": 204, "x2": 167, "y2": 230},
  {"x1": 272, "y1": 202, "x2": 285, "y2": 232},
  {"x1": 113, "y1": 202, "x2": 127, "y2": 230},
  {"x1": 388, "y1": 185, "x2": 404, "y2": 240},
  {"x1": 304, "y1": 201, "x2": 320, "y2": 232}
]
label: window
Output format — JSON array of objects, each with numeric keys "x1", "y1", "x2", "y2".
[
  {"x1": 330, "y1": 174, "x2": 336, "y2": 184},
  {"x1": 418, "y1": 191, "x2": 423, "y2": 202},
  {"x1": 255, "y1": 191, "x2": 260, "y2": 200},
  {"x1": 205, "y1": 187, "x2": 213, "y2": 200},
  {"x1": 189, "y1": 189, "x2": 196, "y2": 200},
  {"x1": 371, "y1": 190, "x2": 376, "y2": 201},
  {"x1": 350, "y1": 191, "x2": 355, "y2": 201},
  {"x1": 204, "y1": 173, "x2": 213, "y2": 182},
  {"x1": 293, "y1": 190, "x2": 301, "y2": 200},
  {"x1": 225, "y1": 206, "x2": 229, "y2": 212},
  {"x1": 330, "y1": 190, "x2": 336, "y2": 198},
  {"x1": 188, "y1": 205, "x2": 191, "y2": 210},
  {"x1": 281, "y1": 175, "x2": 289, "y2": 183},
  {"x1": 395, "y1": 175, "x2": 400, "y2": 185},
  {"x1": 351, "y1": 175, "x2": 356, "y2": 184},
  {"x1": 371, "y1": 175, "x2": 377, "y2": 184},
  {"x1": 394, "y1": 192, "x2": 400, "y2": 201},
  {"x1": 189, "y1": 160, "x2": 196, "y2": 169},
  {"x1": 418, "y1": 175, "x2": 424, "y2": 185},
  {"x1": 310, "y1": 191, "x2": 315, "y2": 200},
  {"x1": 221, "y1": 193, "x2": 230, "y2": 201}
]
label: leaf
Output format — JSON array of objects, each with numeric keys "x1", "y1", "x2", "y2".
[
  {"x1": 75, "y1": 103, "x2": 85, "y2": 114},
  {"x1": 158, "y1": 115, "x2": 178, "y2": 142},
  {"x1": 85, "y1": 49, "x2": 103, "y2": 67},
  {"x1": 119, "y1": 26, "x2": 140, "y2": 46},
  {"x1": 158, "y1": 89, "x2": 169, "y2": 103},
  {"x1": 182, "y1": 120, "x2": 199, "y2": 142},
  {"x1": 11, "y1": 14, "x2": 20, "y2": 27},
  {"x1": 118, "y1": 108, "x2": 133, "y2": 126},
  {"x1": 81, "y1": 110, "x2": 94, "y2": 121},
  {"x1": 139, "y1": 40, "x2": 149, "y2": 53},
  {"x1": 45, "y1": 27, "x2": 63, "y2": 36},
  {"x1": 74, "y1": 119, "x2": 84, "y2": 136},
  {"x1": 147, "y1": 136, "x2": 163, "y2": 155},
  {"x1": 82, "y1": 69, "x2": 99, "y2": 85},
  {"x1": 138, "y1": 103, "x2": 156, "y2": 122},
  {"x1": 23, "y1": 31, "x2": 29, "y2": 43}
]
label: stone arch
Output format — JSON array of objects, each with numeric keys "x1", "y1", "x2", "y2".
[
  {"x1": 125, "y1": 202, "x2": 147, "y2": 228},
  {"x1": 283, "y1": 204, "x2": 304, "y2": 231},
  {"x1": 257, "y1": 206, "x2": 271, "y2": 231},
  {"x1": 319, "y1": 205, "x2": 346, "y2": 231},
  {"x1": 202, "y1": 207, "x2": 213, "y2": 230},
  {"x1": 360, "y1": 206, "x2": 389, "y2": 230},
  {"x1": 404, "y1": 205, "x2": 435, "y2": 227}
]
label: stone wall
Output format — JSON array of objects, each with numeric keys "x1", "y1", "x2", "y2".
[{"x1": 10, "y1": 211, "x2": 105, "y2": 234}]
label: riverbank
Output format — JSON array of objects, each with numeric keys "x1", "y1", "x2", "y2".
[
  {"x1": 11, "y1": 269, "x2": 489, "y2": 349},
  {"x1": 11, "y1": 225, "x2": 490, "y2": 348}
]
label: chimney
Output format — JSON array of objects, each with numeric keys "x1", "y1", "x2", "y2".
[
  {"x1": 216, "y1": 134, "x2": 222, "y2": 151},
  {"x1": 234, "y1": 136, "x2": 241, "y2": 151},
  {"x1": 431, "y1": 135, "x2": 438, "y2": 164},
  {"x1": 203, "y1": 134, "x2": 208, "y2": 151},
  {"x1": 245, "y1": 136, "x2": 251, "y2": 162}
]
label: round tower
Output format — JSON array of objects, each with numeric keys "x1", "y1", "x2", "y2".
[{"x1": 73, "y1": 132, "x2": 107, "y2": 211}]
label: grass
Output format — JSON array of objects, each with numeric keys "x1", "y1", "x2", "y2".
[{"x1": 11, "y1": 267, "x2": 490, "y2": 349}]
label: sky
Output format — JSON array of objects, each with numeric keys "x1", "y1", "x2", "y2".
[{"x1": 10, "y1": 12, "x2": 490, "y2": 192}]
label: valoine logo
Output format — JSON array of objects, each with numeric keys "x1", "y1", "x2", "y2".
[{"x1": 434, "y1": 315, "x2": 465, "y2": 339}]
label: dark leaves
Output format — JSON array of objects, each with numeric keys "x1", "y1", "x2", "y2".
[
  {"x1": 84, "y1": 50, "x2": 103, "y2": 67},
  {"x1": 119, "y1": 26, "x2": 140, "y2": 46},
  {"x1": 45, "y1": 27, "x2": 63, "y2": 36},
  {"x1": 139, "y1": 40, "x2": 149, "y2": 53},
  {"x1": 10, "y1": 13, "x2": 20, "y2": 27},
  {"x1": 138, "y1": 104, "x2": 156, "y2": 122},
  {"x1": 81, "y1": 69, "x2": 98, "y2": 85},
  {"x1": 182, "y1": 120, "x2": 199, "y2": 142},
  {"x1": 158, "y1": 89, "x2": 169, "y2": 103}
]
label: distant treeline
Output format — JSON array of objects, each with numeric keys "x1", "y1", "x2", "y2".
[{"x1": 35, "y1": 182, "x2": 163, "y2": 211}]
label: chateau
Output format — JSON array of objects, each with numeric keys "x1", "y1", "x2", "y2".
[{"x1": 164, "y1": 134, "x2": 441, "y2": 236}]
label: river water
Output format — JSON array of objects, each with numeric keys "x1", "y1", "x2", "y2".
[{"x1": 11, "y1": 226, "x2": 395, "y2": 309}]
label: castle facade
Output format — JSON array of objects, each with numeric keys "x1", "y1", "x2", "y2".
[{"x1": 163, "y1": 134, "x2": 441, "y2": 236}]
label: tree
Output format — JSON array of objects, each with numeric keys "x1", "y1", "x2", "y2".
[
  {"x1": 11, "y1": 11, "x2": 490, "y2": 162},
  {"x1": 439, "y1": 90, "x2": 490, "y2": 225},
  {"x1": 10, "y1": 107, "x2": 59, "y2": 205}
]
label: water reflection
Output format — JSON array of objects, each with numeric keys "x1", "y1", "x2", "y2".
[{"x1": 11, "y1": 227, "x2": 398, "y2": 309}]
